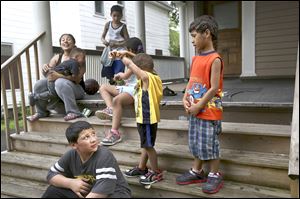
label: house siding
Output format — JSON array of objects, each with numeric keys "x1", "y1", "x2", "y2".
[
  {"x1": 1, "y1": 1, "x2": 172, "y2": 107},
  {"x1": 255, "y1": 1, "x2": 299, "y2": 76},
  {"x1": 145, "y1": 2, "x2": 171, "y2": 56}
]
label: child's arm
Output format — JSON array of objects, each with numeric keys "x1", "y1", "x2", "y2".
[
  {"x1": 42, "y1": 54, "x2": 61, "y2": 77},
  {"x1": 122, "y1": 57, "x2": 149, "y2": 90},
  {"x1": 182, "y1": 85, "x2": 191, "y2": 113},
  {"x1": 49, "y1": 174, "x2": 91, "y2": 198},
  {"x1": 101, "y1": 22, "x2": 109, "y2": 46},
  {"x1": 114, "y1": 69, "x2": 133, "y2": 81},
  {"x1": 187, "y1": 58, "x2": 222, "y2": 116}
]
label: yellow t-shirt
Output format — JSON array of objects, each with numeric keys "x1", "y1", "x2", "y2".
[{"x1": 134, "y1": 72, "x2": 162, "y2": 124}]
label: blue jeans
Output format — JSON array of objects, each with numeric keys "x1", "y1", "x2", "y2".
[{"x1": 101, "y1": 59, "x2": 125, "y2": 79}]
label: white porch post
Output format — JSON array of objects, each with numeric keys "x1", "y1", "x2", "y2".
[
  {"x1": 177, "y1": 2, "x2": 187, "y2": 59},
  {"x1": 135, "y1": 1, "x2": 146, "y2": 52},
  {"x1": 32, "y1": 1, "x2": 53, "y2": 76},
  {"x1": 241, "y1": 1, "x2": 256, "y2": 77},
  {"x1": 176, "y1": 1, "x2": 191, "y2": 79}
]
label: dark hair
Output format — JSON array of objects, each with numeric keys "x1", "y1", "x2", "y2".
[
  {"x1": 189, "y1": 15, "x2": 218, "y2": 50},
  {"x1": 69, "y1": 47, "x2": 86, "y2": 58},
  {"x1": 84, "y1": 79, "x2": 100, "y2": 95},
  {"x1": 59, "y1": 33, "x2": 76, "y2": 44},
  {"x1": 132, "y1": 53, "x2": 154, "y2": 71},
  {"x1": 111, "y1": 5, "x2": 123, "y2": 15},
  {"x1": 65, "y1": 121, "x2": 93, "y2": 143},
  {"x1": 126, "y1": 37, "x2": 144, "y2": 54}
]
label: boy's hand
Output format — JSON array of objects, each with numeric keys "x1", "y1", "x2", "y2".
[
  {"x1": 114, "y1": 73, "x2": 122, "y2": 81},
  {"x1": 69, "y1": 178, "x2": 92, "y2": 198},
  {"x1": 187, "y1": 101, "x2": 203, "y2": 116},
  {"x1": 183, "y1": 97, "x2": 191, "y2": 113},
  {"x1": 103, "y1": 40, "x2": 109, "y2": 46},
  {"x1": 109, "y1": 50, "x2": 128, "y2": 59}
]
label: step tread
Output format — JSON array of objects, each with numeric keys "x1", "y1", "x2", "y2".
[
  {"x1": 120, "y1": 165, "x2": 290, "y2": 198},
  {"x1": 77, "y1": 98, "x2": 293, "y2": 108},
  {"x1": 1, "y1": 175, "x2": 47, "y2": 198},
  {"x1": 1, "y1": 152, "x2": 290, "y2": 198},
  {"x1": 1, "y1": 151, "x2": 58, "y2": 169},
  {"x1": 6, "y1": 136, "x2": 290, "y2": 170},
  {"x1": 37, "y1": 116, "x2": 291, "y2": 137}
]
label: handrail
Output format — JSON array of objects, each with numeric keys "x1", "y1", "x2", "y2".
[
  {"x1": 1, "y1": 31, "x2": 46, "y2": 152},
  {"x1": 1, "y1": 31, "x2": 46, "y2": 71}
]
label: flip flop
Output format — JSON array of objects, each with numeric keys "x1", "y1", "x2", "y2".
[
  {"x1": 26, "y1": 113, "x2": 44, "y2": 122},
  {"x1": 163, "y1": 86, "x2": 177, "y2": 96},
  {"x1": 64, "y1": 113, "x2": 82, "y2": 121}
]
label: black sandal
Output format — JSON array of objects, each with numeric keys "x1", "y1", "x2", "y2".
[{"x1": 163, "y1": 86, "x2": 177, "y2": 96}]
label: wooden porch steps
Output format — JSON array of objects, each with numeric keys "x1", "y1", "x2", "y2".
[
  {"x1": 29, "y1": 116, "x2": 291, "y2": 154},
  {"x1": 1, "y1": 151, "x2": 291, "y2": 198},
  {"x1": 9, "y1": 123, "x2": 290, "y2": 188},
  {"x1": 1, "y1": 116, "x2": 292, "y2": 197}
]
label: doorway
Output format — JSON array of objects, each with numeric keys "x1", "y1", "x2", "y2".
[{"x1": 204, "y1": 1, "x2": 241, "y2": 76}]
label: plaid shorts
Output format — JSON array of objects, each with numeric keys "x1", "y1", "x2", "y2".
[{"x1": 188, "y1": 116, "x2": 222, "y2": 160}]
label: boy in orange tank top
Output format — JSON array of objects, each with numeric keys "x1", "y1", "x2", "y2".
[{"x1": 176, "y1": 15, "x2": 224, "y2": 194}]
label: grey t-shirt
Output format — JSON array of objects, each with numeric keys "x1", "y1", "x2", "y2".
[{"x1": 47, "y1": 146, "x2": 131, "y2": 198}]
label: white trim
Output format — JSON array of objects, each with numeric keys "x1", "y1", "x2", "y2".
[
  {"x1": 96, "y1": 174, "x2": 117, "y2": 180},
  {"x1": 55, "y1": 162, "x2": 64, "y2": 172},
  {"x1": 241, "y1": 1, "x2": 256, "y2": 77},
  {"x1": 149, "y1": 1, "x2": 172, "y2": 11},
  {"x1": 96, "y1": 167, "x2": 116, "y2": 173}
]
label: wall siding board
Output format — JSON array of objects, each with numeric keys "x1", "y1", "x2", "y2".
[{"x1": 255, "y1": 1, "x2": 299, "y2": 76}]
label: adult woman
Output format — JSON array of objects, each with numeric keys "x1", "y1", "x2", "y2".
[{"x1": 27, "y1": 33, "x2": 85, "y2": 122}]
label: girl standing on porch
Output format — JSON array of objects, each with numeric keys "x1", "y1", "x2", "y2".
[
  {"x1": 27, "y1": 33, "x2": 86, "y2": 122},
  {"x1": 101, "y1": 4, "x2": 129, "y2": 85}
]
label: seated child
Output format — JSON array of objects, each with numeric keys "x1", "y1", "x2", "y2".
[
  {"x1": 95, "y1": 37, "x2": 144, "y2": 146},
  {"x1": 29, "y1": 47, "x2": 85, "y2": 106},
  {"x1": 41, "y1": 121, "x2": 131, "y2": 198}
]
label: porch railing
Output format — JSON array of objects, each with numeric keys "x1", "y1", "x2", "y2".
[{"x1": 1, "y1": 31, "x2": 45, "y2": 151}]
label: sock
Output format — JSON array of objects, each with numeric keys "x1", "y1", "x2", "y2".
[
  {"x1": 111, "y1": 129, "x2": 120, "y2": 136},
  {"x1": 208, "y1": 172, "x2": 220, "y2": 178},
  {"x1": 191, "y1": 168, "x2": 202, "y2": 174}
]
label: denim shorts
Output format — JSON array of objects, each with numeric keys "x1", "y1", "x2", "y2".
[{"x1": 188, "y1": 116, "x2": 222, "y2": 160}]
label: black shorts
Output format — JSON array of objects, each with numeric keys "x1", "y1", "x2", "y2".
[{"x1": 137, "y1": 123, "x2": 157, "y2": 148}]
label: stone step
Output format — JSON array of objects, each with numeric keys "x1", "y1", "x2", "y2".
[
  {"x1": 28, "y1": 116, "x2": 291, "y2": 154},
  {"x1": 1, "y1": 152, "x2": 290, "y2": 198},
  {"x1": 10, "y1": 134, "x2": 290, "y2": 189}
]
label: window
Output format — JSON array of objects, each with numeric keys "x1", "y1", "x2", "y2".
[
  {"x1": 1, "y1": 43, "x2": 19, "y2": 89},
  {"x1": 95, "y1": 1, "x2": 104, "y2": 15},
  {"x1": 155, "y1": 49, "x2": 163, "y2": 56},
  {"x1": 213, "y1": 2, "x2": 239, "y2": 30}
]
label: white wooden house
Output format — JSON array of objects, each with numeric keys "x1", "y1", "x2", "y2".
[{"x1": 1, "y1": 1, "x2": 173, "y2": 107}]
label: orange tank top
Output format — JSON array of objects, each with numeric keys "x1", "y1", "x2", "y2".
[{"x1": 186, "y1": 51, "x2": 223, "y2": 120}]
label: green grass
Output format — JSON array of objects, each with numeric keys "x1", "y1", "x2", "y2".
[
  {"x1": 1, "y1": 119, "x2": 24, "y2": 132},
  {"x1": 1, "y1": 106, "x2": 31, "y2": 132}
]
